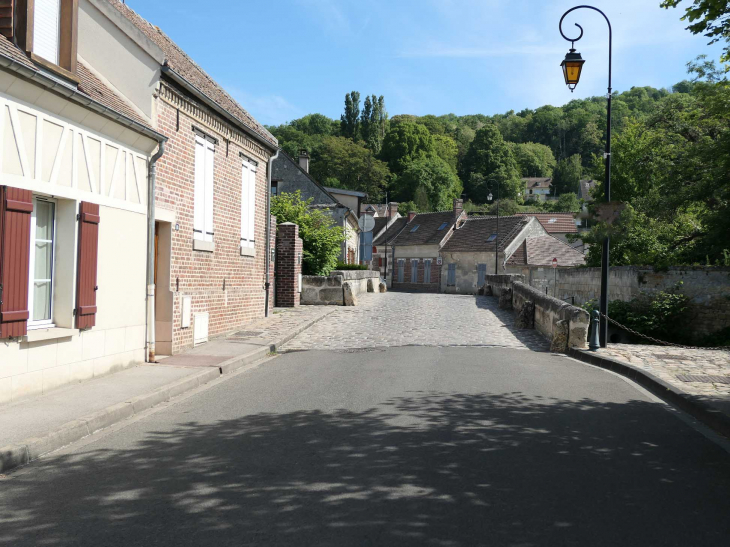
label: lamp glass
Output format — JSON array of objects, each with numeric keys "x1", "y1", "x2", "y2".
[
  {"x1": 560, "y1": 49, "x2": 585, "y2": 91},
  {"x1": 487, "y1": 193, "x2": 493, "y2": 202}
]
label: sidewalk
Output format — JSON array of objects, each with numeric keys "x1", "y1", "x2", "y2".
[
  {"x1": 568, "y1": 344, "x2": 730, "y2": 438},
  {"x1": 0, "y1": 306, "x2": 335, "y2": 473}
]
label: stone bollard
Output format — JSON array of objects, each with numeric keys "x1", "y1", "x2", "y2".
[
  {"x1": 515, "y1": 301, "x2": 535, "y2": 329},
  {"x1": 343, "y1": 281, "x2": 358, "y2": 306},
  {"x1": 378, "y1": 281, "x2": 387, "y2": 293},
  {"x1": 484, "y1": 285, "x2": 493, "y2": 296},
  {"x1": 498, "y1": 288, "x2": 512, "y2": 310},
  {"x1": 551, "y1": 319, "x2": 569, "y2": 352},
  {"x1": 367, "y1": 278, "x2": 375, "y2": 293}
]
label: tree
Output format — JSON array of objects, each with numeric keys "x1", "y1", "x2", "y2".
[
  {"x1": 661, "y1": 0, "x2": 730, "y2": 64},
  {"x1": 340, "y1": 91, "x2": 360, "y2": 140},
  {"x1": 396, "y1": 157, "x2": 463, "y2": 212},
  {"x1": 460, "y1": 124, "x2": 522, "y2": 203},
  {"x1": 487, "y1": 199, "x2": 521, "y2": 217},
  {"x1": 432, "y1": 134, "x2": 459, "y2": 172},
  {"x1": 552, "y1": 154, "x2": 582, "y2": 196},
  {"x1": 270, "y1": 191, "x2": 345, "y2": 276},
  {"x1": 549, "y1": 192, "x2": 581, "y2": 212},
  {"x1": 379, "y1": 122, "x2": 435, "y2": 175},
  {"x1": 361, "y1": 95, "x2": 388, "y2": 154},
  {"x1": 310, "y1": 136, "x2": 390, "y2": 201},
  {"x1": 511, "y1": 142, "x2": 557, "y2": 177}
]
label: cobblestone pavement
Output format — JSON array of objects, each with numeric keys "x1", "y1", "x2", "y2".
[
  {"x1": 597, "y1": 344, "x2": 730, "y2": 403},
  {"x1": 282, "y1": 292, "x2": 549, "y2": 352},
  {"x1": 230, "y1": 305, "x2": 335, "y2": 342}
]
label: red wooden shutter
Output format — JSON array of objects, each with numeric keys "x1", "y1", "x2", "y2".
[
  {"x1": 0, "y1": 187, "x2": 33, "y2": 338},
  {"x1": 76, "y1": 201, "x2": 100, "y2": 329}
]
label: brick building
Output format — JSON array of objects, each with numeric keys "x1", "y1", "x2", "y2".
[
  {"x1": 389, "y1": 200, "x2": 466, "y2": 292},
  {"x1": 106, "y1": 1, "x2": 279, "y2": 355}
]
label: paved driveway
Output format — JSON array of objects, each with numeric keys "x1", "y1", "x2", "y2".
[{"x1": 283, "y1": 292, "x2": 548, "y2": 352}]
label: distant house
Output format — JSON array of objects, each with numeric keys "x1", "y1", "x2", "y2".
[
  {"x1": 372, "y1": 212, "x2": 408, "y2": 281},
  {"x1": 389, "y1": 200, "x2": 466, "y2": 292},
  {"x1": 272, "y1": 150, "x2": 362, "y2": 263},
  {"x1": 439, "y1": 216, "x2": 546, "y2": 294},
  {"x1": 523, "y1": 177, "x2": 553, "y2": 202},
  {"x1": 516, "y1": 211, "x2": 584, "y2": 251},
  {"x1": 505, "y1": 234, "x2": 586, "y2": 293}
]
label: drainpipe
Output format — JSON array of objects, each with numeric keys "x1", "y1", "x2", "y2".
[
  {"x1": 146, "y1": 141, "x2": 166, "y2": 362},
  {"x1": 264, "y1": 149, "x2": 279, "y2": 316}
]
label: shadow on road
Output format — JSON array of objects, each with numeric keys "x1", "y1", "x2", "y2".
[
  {"x1": 473, "y1": 295, "x2": 549, "y2": 351},
  {"x1": 2, "y1": 391, "x2": 729, "y2": 546}
]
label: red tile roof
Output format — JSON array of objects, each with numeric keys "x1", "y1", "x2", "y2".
[
  {"x1": 0, "y1": 35, "x2": 155, "y2": 132},
  {"x1": 516, "y1": 212, "x2": 578, "y2": 234},
  {"x1": 106, "y1": 0, "x2": 276, "y2": 148}
]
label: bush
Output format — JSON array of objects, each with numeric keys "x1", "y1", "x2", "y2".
[
  {"x1": 334, "y1": 263, "x2": 369, "y2": 270},
  {"x1": 582, "y1": 283, "x2": 690, "y2": 344}
]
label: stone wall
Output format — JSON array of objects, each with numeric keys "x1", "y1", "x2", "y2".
[
  {"x1": 513, "y1": 266, "x2": 730, "y2": 338},
  {"x1": 301, "y1": 270, "x2": 380, "y2": 305},
  {"x1": 512, "y1": 282, "x2": 590, "y2": 350},
  {"x1": 484, "y1": 274, "x2": 524, "y2": 297}
]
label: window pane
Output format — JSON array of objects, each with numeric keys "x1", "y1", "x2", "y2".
[
  {"x1": 33, "y1": 281, "x2": 52, "y2": 321},
  {"x1": 34, "y1": 241, "x2": 53, "y2": 279},
  {"x1": 35, "y1": 200, "x2": 54, "y2": 240}
]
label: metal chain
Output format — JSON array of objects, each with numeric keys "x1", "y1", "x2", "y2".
[{"x1": 596, "y1": 311, "x2": 730, "y2": 351}]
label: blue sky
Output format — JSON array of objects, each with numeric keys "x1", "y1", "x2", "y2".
[{"x1": 127, "y1": 0, "x2": 723, "y2": 126}]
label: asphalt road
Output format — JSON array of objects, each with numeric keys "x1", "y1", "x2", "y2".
[{"x1": 1, "y1": 347, "x2": 729, "y2": 547}]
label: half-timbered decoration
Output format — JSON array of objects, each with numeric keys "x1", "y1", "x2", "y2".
[{"x1": 0, "y1": 0, "x2": 164, "y2": 404}]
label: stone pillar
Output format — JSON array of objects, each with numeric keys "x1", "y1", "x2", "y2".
[{"x1": 275, "y1": 222, "x2": 303, "y2": 307}]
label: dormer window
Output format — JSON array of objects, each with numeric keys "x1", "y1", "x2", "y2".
[{"x1": 14, "y1": 0, "x2": 78, "y2": 79}]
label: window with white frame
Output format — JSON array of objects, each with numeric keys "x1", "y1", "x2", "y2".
[
  {"x1": 241, "y1": 158, "x2": 257, "y2": 253},
  {"x1": 193, "y1": 134, "x2": 215, "y2": 245},
  {"x1": 28, "y1": 196, "x2": 57, "y2": 328}
]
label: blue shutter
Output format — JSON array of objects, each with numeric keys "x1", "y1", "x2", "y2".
[
  {"x1": 361, "y1": 231, "x2": 373, "y2": 261},
  {"x1": 424, "y1": 260, "x2": 432, "y2": 283},
  {"x1": 447, "y1": 263, "x2": 456, "y2": 286},
  {"x1": 477, "y1": 264, "x2": 486, "y2": 287},
  {"x1": 411, "y1": 259, "x2": 418, "y2": 282},
  {"x1": 397, "y1": 260, "x2": 404, "y2": 282}
]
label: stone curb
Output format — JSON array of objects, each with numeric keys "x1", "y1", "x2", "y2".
[
  {"x1": 567, "y1": 348, "x2": 730, "y2": 439},
  {"x1": 0, "y1": 309, "x2": 335, "y2": 474},
  {"x1": 218, "y1": 308, "x2": 337, "y2": 375}
]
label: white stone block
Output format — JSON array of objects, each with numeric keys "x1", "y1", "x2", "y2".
[
  {"x1": 57, "y1": 335, "x2": 83, "y2": 366},
  {"x1": 104, "y1": 327, "x2": 127, "y2": 356},
  {"x1": 25, "y1": 339, "x2": 59, "y2": 372},
  {"x1": 82, "y1": 330, "x2": 106, "y2": 361},
  {"x1": 69, "y1": 359, "x2": 95, "y2": 383},
  {"x1": 12, "y1": 371, "x2": 43, "y2": 401},
  {"x1": 125, "y1": 325, "x2": 145, "y2": 352},
  {"x1": 0, "y1": 377, "x2": 10, "y2": 405},
  {"x1": 0, "y1": 341, "x2": 28, "y2": 379},
  {"x1": 43, "y1": 365, "x2": 71, "y2": 393}
]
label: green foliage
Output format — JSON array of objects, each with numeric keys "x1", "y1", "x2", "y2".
[
  {"x1": 270, "y1": 191, "x2": 346, "y2": 276},
  {"x1": 334, "y1": 262, "x2": 369, "y2": 271},
  {"x1": 396, "y1": 156, "x2": 463, "y2": 212},
  {"x1": 486, "y1": 199, "x2": 520, "y2": 217},
  {"x1": 460, "y1": 124, "x2": 522, "y2": 203},
  {"x1": 662, "y1": 0, "x2": 730, "y2": 64},
  {"x1": 551, "y1": 193, "x2": 581, "y2": 212},
  {"x1": 309, "y1": 136, "x2": 390, "y2": 201},
  {"x1": 340, "y1": 91, "x2": 360, "y2": 139},
  {"x1": 511, "y1": 142, "x2": 557, "y2": 177},
  {"x1": 552, "y1": 154, "x2": 582, "y2": 196},
  {"x1": 380, "y1": 122, "x2": 435, "y2": 175},
  {"x1": 432, "y1": 134, "x2": 459, "y2": 172},
  {"x1": 583, "y1": 283, "x2": 690, "y2": 344},
  {"x1": 360, "y1": 95, "x2": 388, "y2": 154}
]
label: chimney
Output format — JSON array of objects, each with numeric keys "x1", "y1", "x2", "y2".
[
  {"x1": 453, "y1": 198, "x2": 464, "y2": 219},
  {"x1": 388, "y1": 202, "x2": 399, "y2": 219},
  {"x1": 298, "y1": 150, "x2": 310, "y2": 173},
  {"x1": 408, "y1": 211, "x2": 417, "y2": 222}
]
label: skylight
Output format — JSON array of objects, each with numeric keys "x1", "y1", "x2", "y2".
[
  {"x1": 486, "y1": 234, "x2": 497, "y2": 242},
  {"x1": 548, "y1": 218, "x2": 557, "y2": 223},
  {"x1": 437, "y1": 222, "x2": 448, "y2": 231},
  {"x1": 410, "y1": 225, "x2": 420, "y2": 233}
]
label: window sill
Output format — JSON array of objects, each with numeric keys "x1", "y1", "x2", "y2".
[
  {"x1": 240, "y1": 245, "x2": 256, "y2": 257},
  {"x1": 23, "y1": 327, "x2": 79, "y2": 343},
  {"x1": 29, "y1": 53, "x2": 80, "y2": 84},
  {"x1": 193, "y1": 239, "x2": 215, "y2": 253}
]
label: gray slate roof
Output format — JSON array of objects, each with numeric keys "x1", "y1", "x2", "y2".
[
  {"x1": 441, "y1": 216, "x2": 528, "y2": 253},
  {"x1": 390, "y1": 211, "x2": 458, "y2": 247},
  {"x1": 373, "y1": 217, "x2": 409, "y2": 246}
]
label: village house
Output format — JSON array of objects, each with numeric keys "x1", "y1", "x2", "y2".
[
  {"x1": 0, "y1": 0, "x2": 165, "y2": 402},
  {"x1": 504, "y1": 232, "x2": 586, "y2": 289},
  {"x1": 272, "y1": 150, "x2": 362, "y2": 264},
  {"x1": 388, "y1": 199, "x2": 466, "y2": 292},
  {"x1": 370, "y1": 203, "x2": 405, "y2": 279},
  {"x1": 96, "y1": 0, "x2": 279, "y2": 357},
  {"x1": 523, "y1": 177, "x2": 553, "y2": 202}
]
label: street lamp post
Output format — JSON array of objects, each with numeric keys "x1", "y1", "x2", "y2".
[
  {"x1": 487, "y1": 179, "x2": 499, "y2": 275},
  {"x1": 559, "y1": 5, "x2": 612, "y2": 348}
]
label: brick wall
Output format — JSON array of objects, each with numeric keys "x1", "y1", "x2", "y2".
[
  {"x1": 275, "y1": 222, "x2": 302, "y2": 307},
  {"x1": 392, "y1": 258, "x2": 441, "y2": 292},
  {"x1": 154, "y1": 94, "x2": 273, "y2": 353}
]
